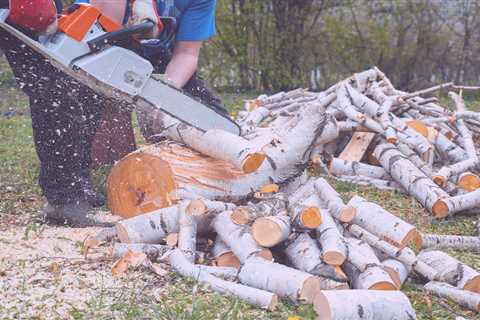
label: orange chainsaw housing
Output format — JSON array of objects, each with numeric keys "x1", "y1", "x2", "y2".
[{"x1": 58, "y1": 5, "x2": 120, "y2": 42}]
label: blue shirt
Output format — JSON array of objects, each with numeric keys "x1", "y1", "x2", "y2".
[{"x1": 75, "y1": 0, "x2": 216, "y2": 42}]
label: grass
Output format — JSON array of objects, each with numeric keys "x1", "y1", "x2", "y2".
[{"x1": 1, "y1": 55, "x2": 480, "y2": 319}]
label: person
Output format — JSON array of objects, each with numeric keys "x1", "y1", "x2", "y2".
[{"x1": 0, "y1": 0, "x2": 224, "y2": 226}]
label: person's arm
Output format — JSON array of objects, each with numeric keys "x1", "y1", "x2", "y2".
[{"x1": 165, "y1": 41, "x2": 203, "y2": 88}]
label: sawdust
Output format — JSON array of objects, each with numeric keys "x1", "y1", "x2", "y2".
[{"x1": 0, "y1": 211, "x2": 163, "y2": 319}]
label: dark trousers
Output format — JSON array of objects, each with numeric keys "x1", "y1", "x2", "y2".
[{"x1": 1, "y1": 29, "x2": 105, "y2": 204}]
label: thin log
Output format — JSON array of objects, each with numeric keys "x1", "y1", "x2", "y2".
[
  {"x1": 314, "y1": 178, "x2": 356, "y2": 222},
  {"x1": 113, "y1": 243, "x2": 172, "y2": 261},
  {"x1": 314, "y1": 290, "x2": 417, "y2": 320},
  {"x1": 373, "y1": 143, "x2": 450, "y2": 217},
  {"x1": 435, "y1": 188, "x2": 480, "y2": 216},
  {"x1": 231, "y1": 195, "x2": 287, "y2": 225},
  {"x1": 285, "y1": 233, "x2": 348, "y2": 284},
  {"x1": 178, "y1": 201, "x2": 198, "y2": 263},
  {"x1": 421, "y1": 234, "x2": 480, "y2": 251},
  {"x1": 316, "y1": 209, "x2": 347, "y2": 265},
  {"x1": 382, "y1": 258, "x2": 411, "y2": 289},
  {"x1": 335, "y1": 175, "x2": 405, "y2": 193},
  {"x1": 168, "y1": 249, "x2": 277, "y2": 310},
  {"x1": 288, "y1": 193, "x2": 323, "y2": 229},
  {"x1": 424, "y1": 281, "x2": 480, "y2": 312},
  {"x1": 345, "y1": 237, "x2": 382, "y2": 273},
  {"x1": 401, "y1": 82, "x2": 454, "y2": 99},
  {"x1": 329, "y1": 158, "x2": 391, "y2": 180},
  {"x1": 417, "y1": 250, "x2": 480, "y2": 293},
  {"x1": 348, "y1": 195, "x2": 421, "y2": 248},
  {"x1": 238, "y1": 256, "x2": 321, "y2": 303}
]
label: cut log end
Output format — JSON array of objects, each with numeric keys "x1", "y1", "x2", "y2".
[
  {"x1": 464, "y1": 276, "x2": 480, "y2": 293},
  {"x1": 432, "y1": 200, "x2": 449, "y2": 218},
  {"x1": 406, "y1": 120, "x2": 429, "y2": 138},
  {"x1": 166, "y1": 233, "x2": 178, "y2": 247},
  {"x1": 186, "y1": 199, "x2": 206, "y2": 216},
  {"x1": 339, "y1": 206, "x2": 357, "y2": 223},
  {"x1": 260, "y1": 183, "x2": 279, "y2": 194},
  {"x1": 252, "y1": 218, "x2": 285, "y2": 247},
  {"x1": 267, "y1": 294, "x2": 279, "y2": 311},
  {"x1": 258, "y1": 248, "x2": 274, "y2": 261},
  {"x1": 458, "y1": 173, "x2": 480, "y2": 192},
  {"x1": 231, "y1": 207, "x2": 250, "y2": 225},
  {"x1": 300, "y1": 207, "x2": 323, "y2": 229},
  {"x1": 322, "y1": 251, "x2": 346, "y2": 266},
  {"x1": 107, "y1": 153, "x2": 176, "y2": 218},
  {"x1": 403, "y1": 229, "x2": 423, "y2": 249},
  {"x1": 215, "y1": 252, "x2": 241, "y2": 269},
  {"x1": 384, "y1": 266, "x2": 402, "y2": 289},
  {"x1": 386, "y1": 137, "x2": 398, "y2": 144},
  {"x1": 242, "y1": 152, "x2": 266, "y2": 174},
  {"x1": 299, "y1": 276, "x2": 321, "y2": 303},
  {"x1": 432, "y1": 175, "x2": 447, "y2": 187},
  {"x1": 369, "y1": 281, "x2": 398, "y2": 291}
]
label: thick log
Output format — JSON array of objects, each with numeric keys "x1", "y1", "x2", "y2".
[
  {"x1": 421, "y1": 234, "x2": 480, "y2": 251},
  {"x1": 169, "y1": 249, "x2": 277, "y2": 310},
  {"x1": 316, "y1": 209, "x2": 347, "y2": 265},
  {"x1": 424, "y1": 281, "x2": 480, "y2": 312},
  {"x1": 345, "y1": 237, "x2": 382, "y2": 273},
  {"x1": 348, "y1": 195, "x2": 421, "y2": 248},
  {"x1": 329, "y1": 158, "x2": 391, "y2": 180},
  {"x1": 288, "y1": 193, "x2": 323, "y2": 229},
  {"x1": 212, "y1": 237, "x2": 241, "y2": 269},
  {"x1": 373, "y1": 143, "x2": 450, "y2": 217},
  {"x1": 417, "y1": 250, "x2": 480, "y2": 293},
  {"x1": 314, "y1": 290, "x2": 417, "y2": 320},
  {"x1": 238, "y1": 256, "x2": 321, "y2": 303},
  {"x1": 285, "y1": 233, "x2": 348, "y2": 284},
  {"x1": 314, "y1": 178, "x2": 356, "y2": 222}
]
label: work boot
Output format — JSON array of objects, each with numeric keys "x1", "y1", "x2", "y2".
[
  {"x1": 42, "y1": 199, "x2": 109, "y2": 227},
  {"x1": 77, "y1": 170, "x2": 106, "y2": 208}
]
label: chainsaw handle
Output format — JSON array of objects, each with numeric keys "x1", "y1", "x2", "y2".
[{"x1": 87, "y1": 20, "x2": 155, "y2": 51}]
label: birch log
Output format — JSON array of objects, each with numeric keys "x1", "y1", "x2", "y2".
[
  {"x1": 168, "y1": 249, "x2": 278, "y2": 310},
  {"x1": 212, "y1": 211, "x2": 263, "y2": 262},
  {"x1": 382, "y1": 258, "x2": 411, "y2": 289},
  {"x1": 212, "y1": 237, "x2": 241, "y2": 269},
  {"x1": 252, "y1": 211, "x2": 291, "y2": 247},
  {"x1": 314, "y1": 178, "x2": 356, "y2": 222},
  {"x1": 421, "y1": 234, "x2": 480, "y2": 251},
  {"x1": 435, "y1": 188, "x2": 480, "y2": 216},
  {"x1": 329, "y1": 158, "x2": 391, "y2": 180},
  {"x1": 348, "y1": 195, "x2": 421, "y2": 248},
  {"x1": 373, "y1": 143, "x2": 450, "y2": 217},
  {"x1": 178, "y1": 201, "x2": 198, "y2": 263},
  {"x1": 288, "y1": 193, "x2": 323, "y2": 229},
  {"x1": 316, "y1": 209, "x2": 347, "y2": 265},
  {"x1": 238, "y1": 256, "x2": 321, "y2": 303},
  {"x1": 285, "y1": 233, "x2": 349, "y2": 284},
  {"x1": 113, "y1": 243, "x2": 172, "y2": 261},
  {"x1": 314, "y1": 290, "x2": 417, "y2": 320},
  {"x1": 417, "y1": 250, "x2": 480, "y2": 293},
  {"x1": 424, "y1": 281, "x2": 480, "y2": 312},
  {"x1": 231, "y1": 195, "x2": 287, "y2": 225}
]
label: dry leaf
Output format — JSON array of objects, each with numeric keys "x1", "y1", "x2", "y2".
[
  {"x1": 424, "y1": 295, "x2": 432, "y2": 314},
  {"x1": 149, "y1": 263, "x2": 168, "y2": 277},
  {"x1": 48, "y1": 262, "x2": 61, "y2": 274},
  {"x1": 83, "y1": 236, "x2": 100, "y2": 259}
]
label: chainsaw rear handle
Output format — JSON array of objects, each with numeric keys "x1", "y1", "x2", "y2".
[{"x1": 88, "y1": 20, "x2": 155, "y2": 51}]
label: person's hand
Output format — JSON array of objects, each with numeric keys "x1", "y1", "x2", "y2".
[
  {"x1": 8, "y1": 0, "x2": 59, "y2": 35},
  {"x1": 126, "y1": 0, "x2": 163, "y2": 39}
]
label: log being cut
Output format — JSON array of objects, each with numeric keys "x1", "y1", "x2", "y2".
[{"x1": 103, "y1": 66, "x2": 480, "y2": 317}]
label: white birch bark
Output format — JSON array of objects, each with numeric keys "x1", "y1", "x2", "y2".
[
  {"x1": 314, "y1": 178, "x2": 356, "y2": 222},
  {"x1": 316, "y1": 209, "x2": 347, "y2": 265},
  {"x1": 329, "y1": 158, "x2": 391, "y2": 180},
  {"x1": 417, "y1": 250, "x2": 480, "y2": 293},
  {"x1": 178, "y1": 201, "x2": 197, "y2": 263},
  {"x1": 373, "y1": 143, "x2": 450, "y2": 217},
  {"x1": 424, "y1": 281, "x2": 480, "y2": 312},
  {"x1": 436, "y1": 188, "x2": 480, "y2": 216},
  {"x1": 168, "y1": 249, "x2": 278, "y2": 310},
  {"x1": 288, "y1": 193, "x2": 323, "y2": 229},
  {"x1": 314, "y1": 290, "x2": 417, "y2": 320},
  {"x1": 285, "y1": 233, "x2": 348, "y2": 283},
  {"x1": 348, "y1": 195, "x2": 421, "y2": 248},
  {"x1": 238, "y1": 256, "x2": 321, "y2": 303},
  {"x1": 212, "y1": 211, "x2": 263, "y2": 262},
  {"x1": 382, "y1": 258, "x2": 411, "y2": 289},
  {"x1": 212, "y1": 237, "x2": 240, "y2": 269},
  {"x1": 421, "y1": 233, "x2": 480, "y2": 251}
]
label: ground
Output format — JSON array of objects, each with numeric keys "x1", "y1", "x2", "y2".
[{"x1": 1, "y1": 56, "x2": 480, "y2": 319}]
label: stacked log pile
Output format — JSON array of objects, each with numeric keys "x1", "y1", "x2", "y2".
[{"x1": 99, "y1": 67, "x2": 480, "y2": 318}]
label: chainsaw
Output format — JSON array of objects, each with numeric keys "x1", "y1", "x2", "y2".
[{"x1": 0, "y1": 5, "x2": 241, "y2": 135}]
